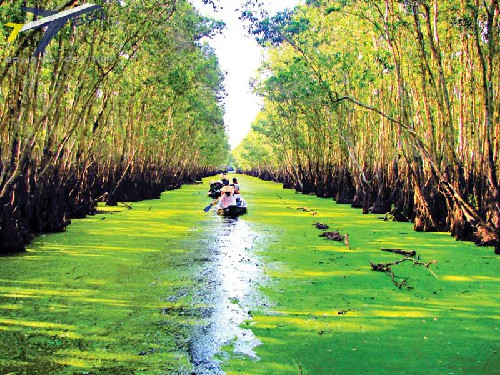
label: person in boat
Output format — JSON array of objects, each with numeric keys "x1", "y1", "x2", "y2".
[
  {"x1": 232, "y1": 178, "x2": 240, "y2": 193},
  {"x1": 218, "y1": 181, "x2": 236, "y2": 209},
  {"x1": 220, "y1": 173, "x2": 229, "y2": 185},
  {"x1": 208, "y1": 179, "x2": 223, "y2": 198},
  {"x1": 231, "y1": 178, "x2": 241, "y2": 203}
]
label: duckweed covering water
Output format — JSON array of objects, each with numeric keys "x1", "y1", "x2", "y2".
[
  {"x1": 0, "y1": 186, "x2": 211, "y2": 374},
  {"x1": 0, "y1": 175, "x2": 498, "y2": 374},
  {"x1": 223, "y1": 176, "x2": 499, "y2": 375}
]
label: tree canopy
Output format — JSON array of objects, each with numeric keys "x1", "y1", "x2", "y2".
[
  {"x1": 0, "y1": 0, "x2": 230, "y2": 253},
  {"x1": 236, "y1": 0, "x2": 499, "y2": 252}
]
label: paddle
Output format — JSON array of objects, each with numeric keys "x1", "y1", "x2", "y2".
[{"x1": 203, "y1": 200, "x2": 218, "y2": 212}]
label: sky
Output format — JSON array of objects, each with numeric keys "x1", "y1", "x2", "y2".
[{"x1": 190, "y1": 0, "x2": 301, "y2": 149}]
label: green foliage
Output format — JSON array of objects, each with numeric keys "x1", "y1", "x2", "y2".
[
  {"x1": 0, "y1": 0, "x2": 230, "y2": 179},
  {"x1": 233, "y1": 127, "x2": 276, "y2": 171},
  {"x1": 238, "y1": 0, "x2": 498, "y2": 196}
]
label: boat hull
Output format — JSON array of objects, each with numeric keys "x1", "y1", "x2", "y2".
[{"x1": 217, "y1": 206, "x2": 247, "y2": 217}]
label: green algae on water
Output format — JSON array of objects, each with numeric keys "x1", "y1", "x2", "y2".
[
  {"x1": 0, "y1": 184, "x2": 213, "y2": 374},
  {"x1": 0, "y1": 175, "x2": 498, "y2": 375},
  {"x1": 222, "y1": 175, "x2": 499, "y2": 375}
]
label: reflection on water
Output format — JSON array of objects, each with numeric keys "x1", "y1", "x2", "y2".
[{"x1": 189, "y1": 216, "x2": 263, "y2": 374}]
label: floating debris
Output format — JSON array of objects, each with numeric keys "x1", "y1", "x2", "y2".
[
  {"x1": 313, "y1": 222, "x2": 329, "y2": 230},
  {"x1": 319, "y1": 231, "x2": 345, "y2": 242}
]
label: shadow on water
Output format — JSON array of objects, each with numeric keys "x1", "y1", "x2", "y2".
[{"x1": 188, "y1": 215, "x2": 264, "y2": 374}]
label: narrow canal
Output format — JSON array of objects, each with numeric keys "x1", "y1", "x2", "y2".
[
  {"x1": 0, "y1": 175, "x2": 497, "y2": 374},
  {"x1": 188, "y1": 216, "x2": 264, "y2": 374}
]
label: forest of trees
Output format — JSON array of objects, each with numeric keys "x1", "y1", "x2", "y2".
[
  {"x1": 0, "y1": 0, "x2": 230, "y2": 254},
  {"x1": 235, "y1": 0, "x2": 499, "y2": 253}
]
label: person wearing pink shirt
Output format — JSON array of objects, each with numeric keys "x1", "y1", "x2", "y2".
[{"x1": 218, "y1": 181, "x2": 236, "y2": 209}]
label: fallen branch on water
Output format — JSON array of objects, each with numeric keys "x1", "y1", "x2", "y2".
[
  {"x1": 369, "y1": 257, "x2": 438, "y2": 289},
  {"x1": 381, "y1": 248, "x2": 416, "y2": 257}
]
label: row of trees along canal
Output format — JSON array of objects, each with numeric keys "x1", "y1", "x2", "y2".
[
  {"x1": 0, "y1": 0, "x2": 230, "y2": 254},
  {"x1": 234, "y1": 0, "x2": 500, "y2": 254}
]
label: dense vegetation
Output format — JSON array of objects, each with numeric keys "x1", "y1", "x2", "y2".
[
  {"x1": 0, "y1": 0, "x2": 230, "y2": 254},
  {"x1": 235, "y1": 0, "x2": 499, "y2": 253}
]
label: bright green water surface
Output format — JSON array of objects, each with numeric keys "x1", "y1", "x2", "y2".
[{"x1": 0, "y1": 175, "x2": 498, "y2": 374}]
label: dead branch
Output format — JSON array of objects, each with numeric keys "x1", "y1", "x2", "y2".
[
  {"x1": 381, "y1": 248, "x2": 417, "y2": 257},
  {"x1": 370, "y1": 257, "x2": 438, "y2": 289}
]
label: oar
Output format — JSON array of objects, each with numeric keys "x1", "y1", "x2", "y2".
[{"x1": 203, "y1": 200, "x2": 218, "y2": 212}]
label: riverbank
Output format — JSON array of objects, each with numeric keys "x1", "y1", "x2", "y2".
[{"x1": 0, "y1": 175, "x2": 497, "y2": 374}]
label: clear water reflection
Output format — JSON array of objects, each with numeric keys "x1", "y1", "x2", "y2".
[{"x1": 189, "y1": 216, "x2": 263, "y2": 374}]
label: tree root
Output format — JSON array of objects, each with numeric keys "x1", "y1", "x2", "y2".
[{"x1": 384, "y1": 208, "x2": 410, "y2": 222}]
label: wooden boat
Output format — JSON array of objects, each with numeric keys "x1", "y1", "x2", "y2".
[
  {"x1": 217, "y1": 205, "x2": 247, "y2": 217},
  {"x1": 208, "y1": 181, "x2": 248, "y2": 217}
]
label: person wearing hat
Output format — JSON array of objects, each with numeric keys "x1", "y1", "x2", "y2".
[{"x1": 218, "y1": 180, "x2": 236, "y2": 209}]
